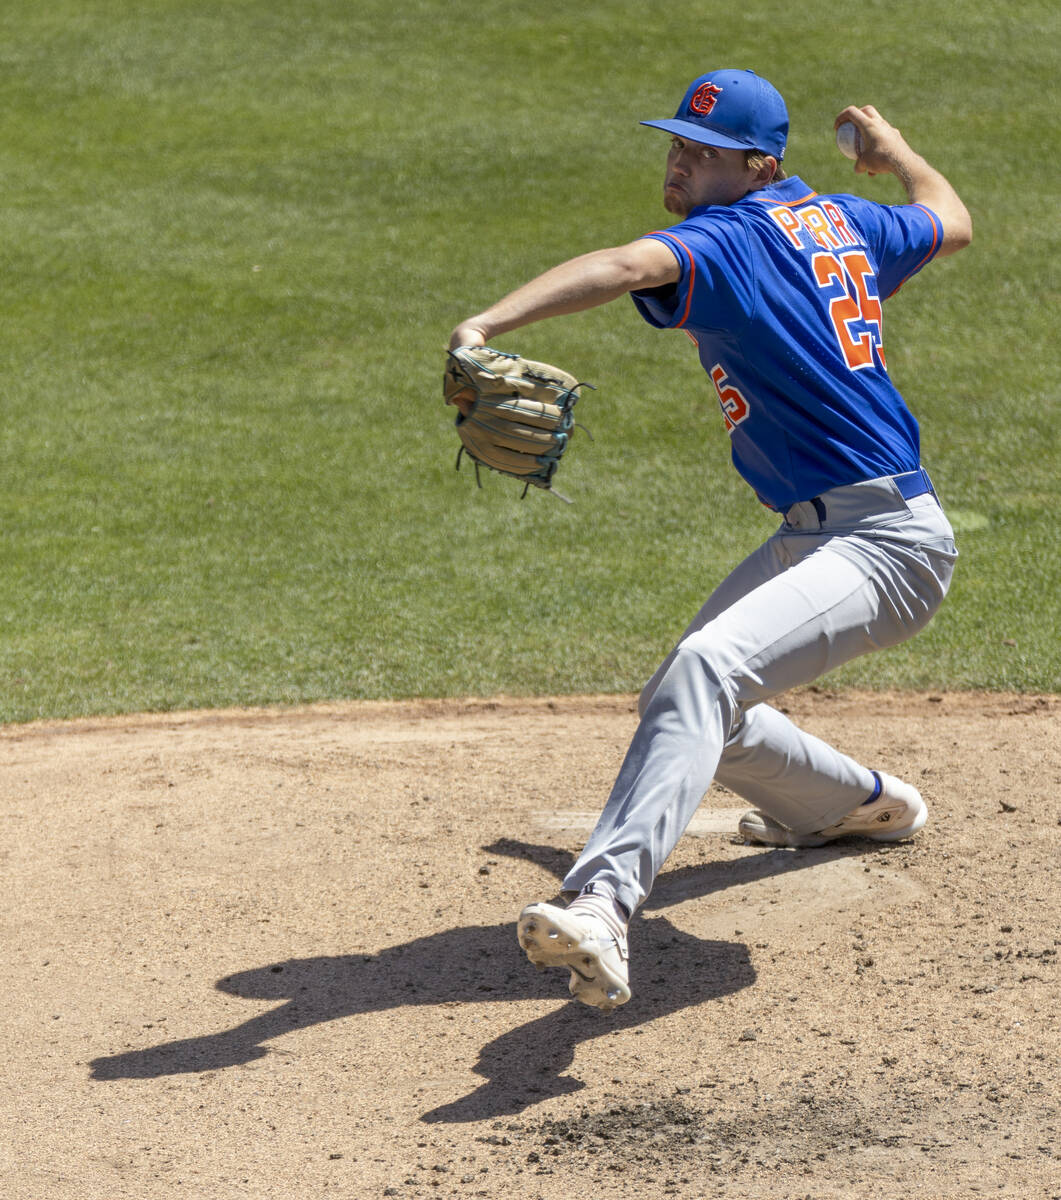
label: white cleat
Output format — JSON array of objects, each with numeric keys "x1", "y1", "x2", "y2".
[
  {"x1": 517, "y1": 899, "x2": 631, "y2": 1011},
  {"x1": 739, "y1": 772, "x2": 928, "y2": 849}
]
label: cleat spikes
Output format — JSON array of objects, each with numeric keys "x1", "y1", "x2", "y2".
[{"x1": 516, "y1": 900, "x2": 631, "y2": 1012}]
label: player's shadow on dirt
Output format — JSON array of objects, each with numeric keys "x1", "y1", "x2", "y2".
[
  {"x1": 88, "y1": 836, "x2": 865, "y2": 1120},
  {"x1": 418, "y1": 835, "x2": 868, "y2": 1123}
]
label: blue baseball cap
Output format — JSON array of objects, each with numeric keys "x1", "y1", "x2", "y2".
[{"x1": 641, "y1": 69, "x2": 788, "y2": 160}]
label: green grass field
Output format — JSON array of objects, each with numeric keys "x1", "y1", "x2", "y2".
[{"x1": 0, "y1": 0, "x2": 1056, "y2": 721}]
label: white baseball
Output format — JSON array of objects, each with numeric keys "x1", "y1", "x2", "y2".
[{"x1": 835, "y1": 121, "x2": 861, "y2": 161}]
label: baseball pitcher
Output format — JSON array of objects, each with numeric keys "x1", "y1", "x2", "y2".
[{"x1": 448, "y1": 69, "x2": 972, "y2": 1010}]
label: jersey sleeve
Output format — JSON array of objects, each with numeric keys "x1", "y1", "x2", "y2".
[
  {"x1": 841, "y1": 197, "x2": 943, "y2": 298},
  {"x1": 628, "y1": 236, "x2": 686, "y2": 328},
  {"x1": 630, "y1": 215, "x2": 757, "y2": 333}
]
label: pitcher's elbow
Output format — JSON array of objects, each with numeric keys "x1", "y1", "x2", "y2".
[{"x1": 940, "y1": 210, "x2": 972, "y2": 257}]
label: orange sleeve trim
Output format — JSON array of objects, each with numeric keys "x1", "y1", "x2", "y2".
[
  {"x1": 909, "y1": 203, "x2": 942, "y2": 272},
  {"x1": 662, "y1": 231, "x2": 696, "y2": 328},
  {"x1": 642, "y1": 231, "x2": 697, "y2": 328}
]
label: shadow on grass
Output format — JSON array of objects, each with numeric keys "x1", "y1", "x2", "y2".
[{"x1": 89, "y1": 837, "x2": 866, "y2": 1120}]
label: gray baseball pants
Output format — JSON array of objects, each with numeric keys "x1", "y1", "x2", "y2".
[{"x1": 561, "y1": 471, "x2": 957, "y2": 918}]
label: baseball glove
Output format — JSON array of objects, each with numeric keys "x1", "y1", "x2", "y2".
[{"x1": 444, "y1": 346, "x2": 591, "y2": 500}]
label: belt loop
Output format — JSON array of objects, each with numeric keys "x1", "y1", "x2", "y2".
[{"x1": 810, "y1": 496, "x2": 827, "y2": 525}]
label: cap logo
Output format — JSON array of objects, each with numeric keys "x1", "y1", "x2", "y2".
[{"x1": 689, "y1": 81, "x2": 722, "y2": 116}]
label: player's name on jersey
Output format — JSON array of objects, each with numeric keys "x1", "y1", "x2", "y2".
[{"x1": 767, "y1": 199, "x2": 862, "y2": 252}]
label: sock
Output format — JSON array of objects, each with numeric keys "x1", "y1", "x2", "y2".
[
  {"x1": 571, "y1": 883, "x2": 630, "y2": 926},
  {"x1": 861, "y1": 771, "x2": 883, "y2": 806}
]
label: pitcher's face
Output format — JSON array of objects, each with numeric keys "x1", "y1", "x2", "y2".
[{"x1": 663, "y1": 136, "x2": 764, "y2": 215}]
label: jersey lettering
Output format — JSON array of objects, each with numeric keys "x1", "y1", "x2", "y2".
[
  {"x1": 802, "y1": 207, "x2": 841, "y2": 249},
  {"x1": 812, "y1": 249, "x2": 886, "y2": 371},
  {"x1": 710, "y1": 364, "x2": 751, "y2": 432},
  {"x1": 820, "y1": 201, "x2": 859, "y2": 247},
  {"x1": 767, "y1": 202, "x2": 858, "y2": 252},
  {"x1": 768, "y1": 205, "x2": 804, "y2": 249}
]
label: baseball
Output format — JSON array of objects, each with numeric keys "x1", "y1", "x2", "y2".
[{"x1": 836, "y1": 121, "x2": 861, "y2": 161}]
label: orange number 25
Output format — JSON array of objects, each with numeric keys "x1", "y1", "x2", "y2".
[{"x1": 812, "y1": 250, "x2": 885, "y2": 371}]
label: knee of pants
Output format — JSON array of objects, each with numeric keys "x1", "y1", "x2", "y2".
[
  {"x1": 639, "y1": 626, "x2": 737, "y2": 719},
  {"x1": 643, "y1": 641, "x2": 742, "y2": 731}
]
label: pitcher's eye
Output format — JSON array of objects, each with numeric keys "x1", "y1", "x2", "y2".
[{"x1": 670, "y1": 136, "x2": 717, "y2": 160}]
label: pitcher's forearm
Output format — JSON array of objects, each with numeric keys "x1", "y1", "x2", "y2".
[
  {"x1": 460, "y1": 254, "x2": 634, "y2": 342},
  {"x1": 890, "y1": 154, "x2": 972, "y2": 256},
  {"x1": 449, "y1": 241, "x2": 680, "y2": 348}
]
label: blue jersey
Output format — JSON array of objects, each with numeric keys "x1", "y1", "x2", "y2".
[{"x1": 631, "y1": 175, "x2": 943, "y2": 509}]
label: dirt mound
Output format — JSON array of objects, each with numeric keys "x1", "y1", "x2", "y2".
[{"x1": 3, "y1": 690, "x2": 1058, "y2": 1198}]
